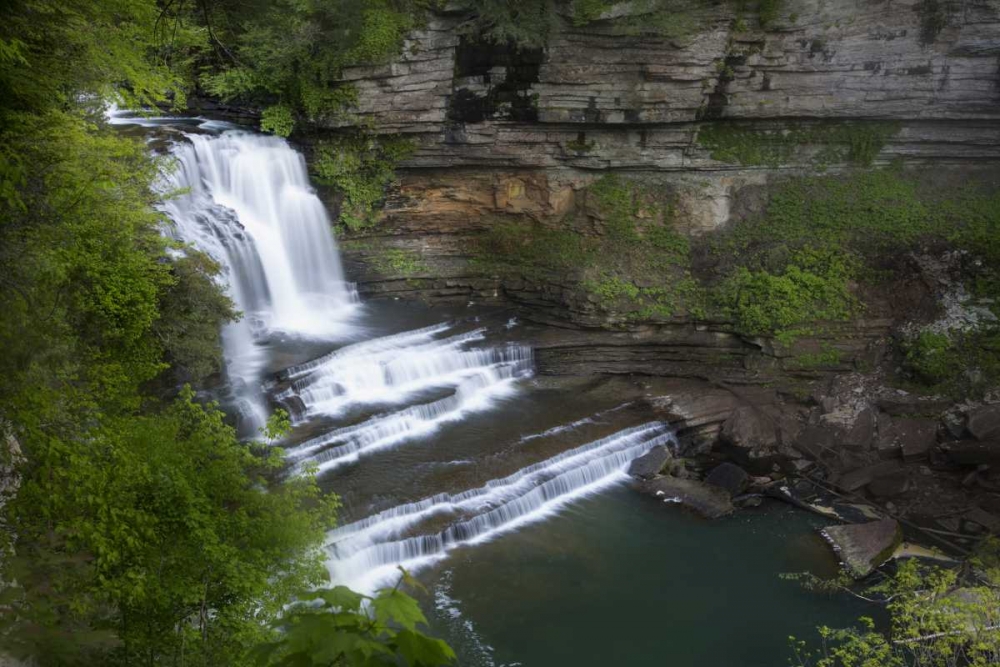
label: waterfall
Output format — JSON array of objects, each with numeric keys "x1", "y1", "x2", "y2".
[
  {"x1": 157, "y1": 131, "x2": 358, "y2": 433},
  {"x1": 325, "y1": 422, "x2": 676, "y2": 593}
]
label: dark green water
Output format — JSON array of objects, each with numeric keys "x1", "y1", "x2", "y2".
[{"x1": 421, "y1": 491, "x2": 870, "y2": 667}]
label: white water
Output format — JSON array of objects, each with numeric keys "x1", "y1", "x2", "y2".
[
  {"x1": 157, "y1": 131, "x2": 358, "y2": 432},
  {"x1": 325, "y1": 422, "x2": 676, "y2": 593},
  {"x1": 276, "y1": 324, "x2": 532, "y2": 422}
]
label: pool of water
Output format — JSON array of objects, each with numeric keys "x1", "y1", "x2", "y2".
[{"x1": 422, "y1": 493, "x2": 868, "y2": 667}]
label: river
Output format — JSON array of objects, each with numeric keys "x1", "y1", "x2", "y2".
[{"x1": 112, "y1": 111, "x2": 867, "y2": 666}]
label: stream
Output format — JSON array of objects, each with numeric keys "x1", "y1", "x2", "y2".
[{"x1": 112, "y1": 111, "x2": 867, "y2": 666}]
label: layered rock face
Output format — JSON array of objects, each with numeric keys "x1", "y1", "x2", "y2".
[{"x1": 321, "y1": 0, "x2": 1000, "y2": 377}]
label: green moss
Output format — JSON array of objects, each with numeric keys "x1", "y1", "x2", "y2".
[
  {"x1": 585, "y1": 275, "x2": 641, "y2": 304},
  {"x1": 311, "y1": 133, "x2": 416, "y2": 230},
  {"x1": 697, "y1": 122, "x2": 899, "y2": 168},
  {"x1": 757, "y1": 0, "x2": 782, "y2": 26},
  {"x1": 901, "y1": 329, "x2": 1000, "y2": 397},
  {"x1": 917, "y1": 0, "x2": 951, "y2": 45},
  {"x1": 371, "y1": 248, "x2": 427, "y2": 276},
  {"x1": 792, "y1": 345, "x2": 842, "y2": 369},
  {"x1": 565, "y1": 137, "x2": 595, "y2": 153}
]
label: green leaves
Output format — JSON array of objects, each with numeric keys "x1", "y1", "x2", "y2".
[
  {"x1": 260, "y1": 575, "x2": 455, "y2": 667},
  {"x1": 372, "y1": 588, "x2": 428, "y2": 632}
]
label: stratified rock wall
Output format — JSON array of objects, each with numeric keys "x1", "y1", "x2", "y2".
[{"x1": 319, "y1": 0, "x2": 1000, "y2": 375}]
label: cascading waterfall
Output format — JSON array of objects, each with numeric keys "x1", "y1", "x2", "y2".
[
  {"x1": 116, "y1": 114, "x2": 677, "y2": 618},
  {"x1": 325, "y1": 422, "x2": 677, "y2": 593},
  {"x1": 157, "y1": 131, "x2": 358, "y2": 432}
]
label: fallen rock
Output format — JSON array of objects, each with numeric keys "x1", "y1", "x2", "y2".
[
  {"x1": 967, "y1": 404, "x2": 1000, "y2": 441},
  {"x1": 719, "y1": 407, "x2": 780, "y2": 472},
  {"x1": 635, "y1": 476, "x2": 734, "y2": 519},
  {"x1": 894, "y1": 418, "x2": 938, "y2": 461},
  {"x1": 876, "y1": 412, "x2": 900, "y2": 459},
  {"x1": 835, "y1": 460, "x2": 903, "y2": 492},
  {"x1": 867, "y1": 472, "x2": 910, "y2": 498},
  {"x1": 793, "y1": 425, "x2": 840, "y2": 464},
  {"x1": 845, "y1": 408, "x2": 876, "y2": 450},
  {"x1": 821, "y1": 519, "x2": 903, "y2": 578},
  {"x1": 940, "y1": 440, "x2": 1000, "y2": 466},
  {"x1": 627, "y1": 446, "x2": 671, "y2": 480},
  {"x1": 963, "y1": 507, "x2": 1000, "y2": 533},
  {"x1": 705, "y1": 462, "x2": 749, "y2": 497}
]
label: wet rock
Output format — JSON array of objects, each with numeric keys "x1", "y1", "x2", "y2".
[
  {"x1": 963, "y1": 507, "x2": 1000, "y2": 533},
  {"x1": 835, "y1": 460, "x2": 903, "y2": 492},
  {"x1": 821, "y1": 519, "x2": 903, "y2": 578},
  {"x1": 875, "y1": 412, "x2": 900, "y2": 459},
  {"x1": 719, "y1": 407, "x2": 781, "y2": 473},
  {"x1": 845, "y1": 408, "x2": 876, "y2": 450},
  {"x1": 635, "y1": 476, "x2": 734, "y2": 520},
  {"x1": 867, "y1": 472, "x2": 910, "y2": 498},
  {"x1": 877, "y1": 395, "x2": 951, "y2": 417},
  {"x1": 793, "y1": 425, "x2": 839, "y2": 464},
  {"x1": 627, "y1": 446, "x2": 671, "y2": 480},
  {"x1": 705, "y1": 462, "x2": 749, "y2": 497},
  {"x1": 940, "y1": 440, "x2": 1000, "y2": 466},
  {"x1": 893, "y1": 418, "x2": 938, "y2": 461},
  {"x1": 968, "y1": 404, "x2": 1000, "y2": 441}
]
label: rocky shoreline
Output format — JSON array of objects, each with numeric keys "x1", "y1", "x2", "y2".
[{"x1": 603, "y1": 373, "x2": 1000, "y2": 575}]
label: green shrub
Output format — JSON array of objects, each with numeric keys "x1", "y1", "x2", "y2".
[
  {"x1": 261, "y1": 104, "x2": 296, "y2": 137},
  {"x1": 718, "y1": 247, "x2": 858, "y2": 338},
  {"x1": 311, "y1": 133, "x2": 416, "y2": 230}
]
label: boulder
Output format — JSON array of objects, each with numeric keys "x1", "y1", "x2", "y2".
[
  {"x1": 845, "y1": 408, "x2": 876, "y2": 450},
  {"x1": 834, "y1": 460, "x2": 903, "y2": 493},
  {"x1": 963, "y1": 507, "x2": 1000, "y2": 533},
  {"x1": 705, "y1": 462, "x2": 749, "y2": 497},
  {"x1": 635, "y1": 476, "x2": 734, "y2": 519},
  {"x1": 968, "y1": 404, "x2": 1000, "y2": 441},
  {"x1": 627, "y1": 446, "x2": 671, "y2": 480},
  {"x1": 893, "y1": 418, "x2": 938, "y2": 461},
  {"x1": 719, "y1": 407, "x2": 781, "y2": 473},
  {"x1": 821, "y1": 519, "x2": 903, "y2": 578},
  {"x1": 875, "y1": 412, "x2": 900, "y2": 459},
  {"x1": 940, "y1": 440, "x2": 1000, "y2": 466},
  {"x1": 793, "y1": 425, "x2": 840, "y2": 465},
  {"x1": 867, "y1": 473, "x2": 910, "y2": 498}
]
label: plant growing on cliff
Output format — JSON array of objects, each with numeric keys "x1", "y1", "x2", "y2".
[
  {"x1": 311, "y1": 133, "x2": 416, "y2": 230},
  {"x1": 697, "y1": 122, "x2": 899, "y2": 168},
  {"x1": 790, "y1": 546, "x2": 1000, "y2": 667}
]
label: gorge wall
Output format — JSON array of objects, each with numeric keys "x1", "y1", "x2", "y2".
[{"x1": 295, "y1": 0, "x2": 1000, "y2": 384}]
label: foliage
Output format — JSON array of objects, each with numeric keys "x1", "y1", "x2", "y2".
[
  {"x1": 152, "y1": 251, "x2": 238, "y2": 388},
  {"x1": 371, "y1": 248, "x2": 428, "y2": 276},
  {"x1": 459, "y1": 0, "x2": 552, "y2": 49},
  {"x1": 697, "y1": 122, "x2": 899, "y2": 168},
  {"x1": 790, "y1": 547, "x2": 1000, "y2": 667},
  {"x1": 917, "y1": 0, "x2": 951, "y2": 45},
  {"x1": 3, "y1": 391, "x2": 338, "y2": 665},
  {"x1": 261, "y1": 104, "x2": 296, "y2": 137},
  {"x1": 757, "y1": 0, "x2": 782, "y2": 27},
  {"x1": 191, "y1": 0, "x2": 429, "y2": 130},
  {"x1": 475, "y1": 176, "x2": 702, "y2": 322},
  {"x1": 255, "y1": 573, "x2": 456, "y2": 667},
  {"x1": 900, "y1": 329, "x2": 1000, "y2": 397},
  {"x1": 0, "y1": 0, "x2": 186, "y2": 117},
  {"x1": 311, "y1": 133, "x2": 417, "y2": 230},
  {"x1": 569, "y1": 0, "x2": 711, "y2": 39},
  {"x1": 717, "y1": 247, "x2": 859, "y2": 339},
  {"x1": 0, "y1": 4, "x2": 454, "y2": 667}
]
